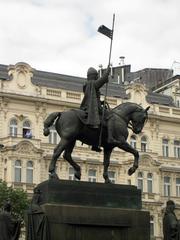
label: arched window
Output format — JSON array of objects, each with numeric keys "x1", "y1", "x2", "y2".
[
  {"x1": 10, "y1": 118, "x2": 18, "y2": 137},
  {"x1": 130, "y1": 135, "x2": 136, "y2": 149},
  {"x1": 23, "y1": 120, "x2": 32, "y2": 138},
  {"x1": 162, "y1": 138, "x2": 169, "y2": 157},
  {"x1": 137, "y1": 172, "x2": 143, "y2": 191},
  {"x1": 88, "y1": 169, "x2": 96, "y2": 182},
  {"x1": 26, "y1": 161, "x2": 33, "y2": 183},
  {"x1": 49, "y1": 125, "x2": 59, "y2": 144},
  {"x1": 14, "y1": 160, "x2": 21, "y2": 182},
  {"x1": 141, "y1": 136, "x2": 147, "y2": 152},
  {"x1": 147, "y1": 173, "x2": 153, "y2": 193}
]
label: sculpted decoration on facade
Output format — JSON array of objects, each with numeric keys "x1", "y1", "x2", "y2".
[
  {"x1": 8, "y1": 62, "x2": 34, "y2": 89},
  {"x1": 15, "y1": 141, "x2": 42, "y2": 156}
]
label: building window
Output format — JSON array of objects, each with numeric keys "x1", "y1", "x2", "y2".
[
  {"x1": 174, "y1": 140, "x2": 180, "y2": 158},
  {"x1": 162, "y1": 139, "x2": 169, "y2": 157},
  {"x1": 141, "y1": 136, "x2": 147, "y2": 152},
  {"x1": 147, "y1": 173, "x2": 153, "y2": 193},
  {"x1": 176, "y1": 178, "x2": 180, "y2": 197},
  {"x1": 150, "y1": 216, "x2": 154, "y2": 237},
  {"x1": 176, "y1": 100, "x2": 180, "y2": 108},
  {"x1": 69, "y1": 167, "x2": 75, "y2": 180},
  {"x1": 10, "y1": 118, "x2": 18, "y2": 137},
  {"x1": 137, "y1": 172, "x2": 143, "y2": 191},
  {"x1": 130, "y1": 135, "x2": 136, "y2": 149},
  {"x1": 88, "y1": 169, "x2": 96, "y2": 182},
  {"x1": 14, "y1": 160, "x2": 21, "y2": 182},
  {"x1": 26, "y1": 161, "x2": 33, "y2": 183},
  {"x1": 23, "y1": 120, "x2": 32, "y2": 138},
  {"x1": 164, "y1": 176, "x2": 171, "y2": 196},
  {"x1": 108, "y1": 171, "x2": 116, "y2": 183},
  {"x1": 49, "y1": 125, "x2": 58, "y2": 144}
]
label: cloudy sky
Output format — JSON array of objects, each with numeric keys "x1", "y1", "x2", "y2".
[{"x1": 0, "y1": 0, "x2": 180, "y2": 77}]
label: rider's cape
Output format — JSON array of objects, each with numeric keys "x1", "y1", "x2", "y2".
[{"x1": 80, "y1": 80, "x2": 100, "y2": 127}]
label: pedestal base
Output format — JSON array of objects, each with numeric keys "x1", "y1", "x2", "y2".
[{"x1": 36, "y1": 179, "x2": 150, "y2": 240}]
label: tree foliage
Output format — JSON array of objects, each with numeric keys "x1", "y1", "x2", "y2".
[{"x1": 0, "y1": 180, "x2": 29, "y2": 220}]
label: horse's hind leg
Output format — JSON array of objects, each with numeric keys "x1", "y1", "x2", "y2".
[
  {"x1": 63, "y1": 141, "x2": 81, "y2": 180},
  {"x1": 49, "y1": 138, "x2": 69, "y2": 177}
]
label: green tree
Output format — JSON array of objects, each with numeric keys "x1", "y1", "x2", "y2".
[{"x1": 0, "y1": 180, "x2": 29, "y2": 220}]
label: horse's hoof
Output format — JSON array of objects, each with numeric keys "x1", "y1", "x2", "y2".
[
  {"x1": 128, "y1": 166, "x2": 137, "y2": 176},
  {"x1": 49, "y1": 163, "x2": 55, "y2": 173},
  {"x1": 49, "y1": 172, "x2": 59, "y2": 179},
  {"x1": 75, "y1": 170, "x2": 81, "y2": 180}
]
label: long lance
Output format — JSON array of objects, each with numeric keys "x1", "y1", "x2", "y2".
[{"x1": 99, "y1": 14, "x2": 115, "y2": 147}]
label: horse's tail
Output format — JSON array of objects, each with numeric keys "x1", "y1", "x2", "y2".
[{"x1": 43, "y1": 112, "x2": 61, "y2": 136}]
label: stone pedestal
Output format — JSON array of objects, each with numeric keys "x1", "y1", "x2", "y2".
[{"x1": 36, "y1": 178, "x2": 150, "y2": 240}]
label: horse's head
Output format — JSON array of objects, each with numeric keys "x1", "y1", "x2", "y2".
[{"x1": 130, "y1": 106, "x2": 150, "y2": 134}]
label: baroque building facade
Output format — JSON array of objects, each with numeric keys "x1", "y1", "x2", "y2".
[{"x1": 0, "y1": 62, "x2": 180, "y2": 239}]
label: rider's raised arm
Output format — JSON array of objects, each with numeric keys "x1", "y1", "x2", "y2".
[{"x1": 95, "y1": 66, "x2": 110, "y2": 89}]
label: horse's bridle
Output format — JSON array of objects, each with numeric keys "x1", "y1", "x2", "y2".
[{"x1": 112, "y1": 111, "x2": 134, "y2": 130}]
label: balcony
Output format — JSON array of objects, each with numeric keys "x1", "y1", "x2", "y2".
[{"x1": 1, "y1": 134, "x2": 41, "y2": 148}]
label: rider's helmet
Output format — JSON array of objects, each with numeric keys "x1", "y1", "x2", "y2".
[{"x1": 87, "y1": 67, "x2": 98, "y2": 80}]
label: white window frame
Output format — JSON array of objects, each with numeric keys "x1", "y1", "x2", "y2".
[
  {"x1": 23, "y1": 120, "x2": 32, "y2": 138},
  {"x1": 88, "y1": 169, "x2": 97, "y2": 182},
  {"x1": 150, "y1": 216, "x2": 154, "y2": 237},
  {"x1": 141, "y1": 136, "x2": 147, "y2": 152},
  {"x1": 147, "y1": 173, "x2": 153, "y2": 193},
  {"x1": 137, "y1": 172, "x2": 143, "y2": 191},
  {"x1": 49, "y1": 125, "x2": 59, "y2": 144},
  {"x1": 164, "y1": 176, "x2": 171, "y2": 196},
  {"x1": 174, "y1": 140, "x2": 180, "y2": 158},
  {"x1": 162, "y1": 139, "x2": 169, "y2": 157},
  {"x1": 10, "y1": 118, "x2": 18, "y2": 137},
  {"x1": 176, "y1": 178, "x2": 180, "y2": 197},
  {"x1": 69, "y1": 167, "x2": 76, "y2": 180},
  {"x1": 108, "y1": 171, "x2": 116, "y2": 183},
  {"x1": 130, "y1": 135, "x2": 136, "y2": 149},
  {"x1": 14, "y1": 160, "x2": 22, "y2": 182},
  {"x1": 26, "y1": 161, "x2": 33, "y2": 183}
]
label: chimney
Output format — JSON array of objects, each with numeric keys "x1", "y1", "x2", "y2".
[
  {"x1": 119, "y1": 56, "x2": 125, "y2": 66},
  {"x1": 119, "y1": 56, "x2": 125, "y2": 83}
]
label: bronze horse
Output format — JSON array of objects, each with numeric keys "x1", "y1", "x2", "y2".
[{"x1": 43, "y1": 102, "x2": 150, "y2": 183}]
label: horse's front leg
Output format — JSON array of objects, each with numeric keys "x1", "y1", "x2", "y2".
[
  {"x1": 49, "y1": 139, "x2": 68, "y2": 178},
  {"x1": 103, "y1": 147, "x2": 113, "y2": 183},
  {"x1": 63, "y1": 141, "x2": 81, "y2": 180},
  {"x1": 119, "y1": 141, "x2": 139, "y2": 176}
]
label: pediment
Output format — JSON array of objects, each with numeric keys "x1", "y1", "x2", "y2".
[
  {"x1": 15, "y1": 140, "x2": 42, "y2": 154},
  {"x1": 140, "y1": 154, "x2": 161, "y2": 167}
]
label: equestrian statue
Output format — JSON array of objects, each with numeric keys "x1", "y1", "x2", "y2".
[{"x1": 43, "y1": 66, "x2": 150, "y2": 183}]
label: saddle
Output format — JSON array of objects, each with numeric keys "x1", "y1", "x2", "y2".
[{"x1": 72, "y1": 109, "x2": 111, "y2": 128}]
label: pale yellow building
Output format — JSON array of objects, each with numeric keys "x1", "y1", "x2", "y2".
[{"x1": 0, "y1": 62, "x2": 180, "y2": 239}]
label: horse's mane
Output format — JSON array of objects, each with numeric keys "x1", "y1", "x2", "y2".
[{"x1": 112, "y1": 102, "x2": 144, "y2": 112}]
